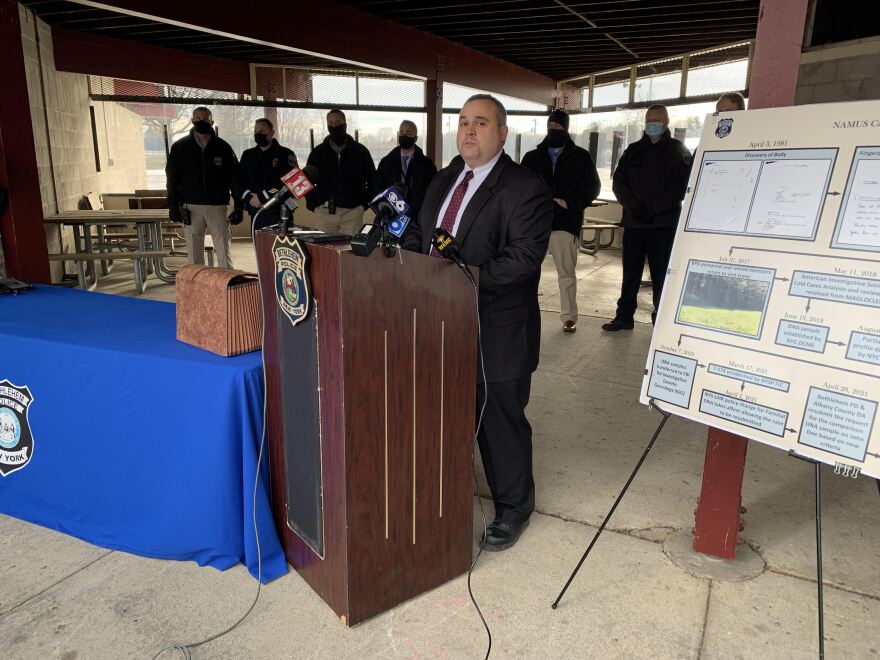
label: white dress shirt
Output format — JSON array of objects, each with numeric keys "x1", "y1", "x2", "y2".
[{"x1": 434, "y1": 149, "x2": 504, "y2": 237}]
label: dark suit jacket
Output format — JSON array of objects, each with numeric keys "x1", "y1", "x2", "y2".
[
  {"x1": 375, "y1": 145, "x2": 437, "y2": 223},
  {"x1": 403, "y1": 152, "x2": 553, "y2": 383}
]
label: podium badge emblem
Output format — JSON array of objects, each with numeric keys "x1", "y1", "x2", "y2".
[
  {"x1": 715, "y1": 118, "x2": 734, "y2": 139},
  {"x1": 0, "y1": 380, "x2": 35, "y2": 477},
  {"x1": 273, "y1": 237, "x2": 311, "y2": 328}
]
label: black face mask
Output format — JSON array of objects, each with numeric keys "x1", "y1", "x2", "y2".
[
  {"x1": 328, "y1": 123, "x2": 347, "y2": 145},
  {"x1": 547, "y1": 129, "x2": 568, "y2": 148},
  {"x1": 254, "y1": 133, "x2": 270, "y2": 147},
  {"x1": 398, "y1": 135, "x2": 416, "y2": 150},
  {"x1": 193, "y1": 120, "x2": 212, "y2": 135}
]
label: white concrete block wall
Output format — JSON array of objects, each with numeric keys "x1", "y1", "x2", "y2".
[
  {"x1": 19, "y1": 8, "x2": 148, "y2": 282},
  {"x1": 796, "y1": 36, "x2": 880, "y2": 105}
]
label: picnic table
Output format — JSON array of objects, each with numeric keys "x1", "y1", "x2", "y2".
[{"x1": 44, "y1": 210, "x2": 184, "y2": 293}]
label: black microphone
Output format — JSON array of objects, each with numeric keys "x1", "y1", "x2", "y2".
[
  {"x1": 369, "y1": 184, "x2": 409, "y2": 227},
  {"x1": 431, "y1": 228, "x2": 475, "y2": 286}
]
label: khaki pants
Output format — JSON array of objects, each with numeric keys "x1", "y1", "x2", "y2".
[
  {"x1": 184, "y1": 204, "x2": 233, "y2": 269},
  {"x1": 313, "y1": 205, "x2": 366, "y2": 236},
  {"x1": 549, "y1": 230, "x2": 578, "y2": 324}
]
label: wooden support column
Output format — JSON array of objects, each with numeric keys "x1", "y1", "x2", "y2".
[
  {"x1": 0, "y1": 0, "x2": 50, "y2": 283},
  {"x1": 693, "y1": 0, "x2": 811, "y2": 559}
]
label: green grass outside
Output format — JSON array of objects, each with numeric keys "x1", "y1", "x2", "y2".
[{"x1": 677, "y1": 305, "x2": 763, "y2": 336}]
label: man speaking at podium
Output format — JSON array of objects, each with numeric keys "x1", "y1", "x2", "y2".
[{"x1": 403, "y1": 95, "x2": 553, "y2": 552}]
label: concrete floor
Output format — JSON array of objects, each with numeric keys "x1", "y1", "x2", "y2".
[{"x1": 3, "y1": 241, "x2": 879, "y2": 659}]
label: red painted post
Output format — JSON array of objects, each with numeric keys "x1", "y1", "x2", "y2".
[
  {"x1": 0, "y1": 0, "x2": 51, "y2": 283},
  {"x1": 692, "y1": 0, "x2": 811, "y2": 558}
]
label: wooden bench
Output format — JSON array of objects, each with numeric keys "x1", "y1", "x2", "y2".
[
  {"x1": 48, "y1": 251, "x2": 170, "y2": 293},
  {"x1": 579, "y1": 219, "x2": 621, "y2": 255}
]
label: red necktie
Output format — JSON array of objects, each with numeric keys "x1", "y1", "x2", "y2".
[{"x1": 431, "y1": 170, "x2": 473, "y2": 257}]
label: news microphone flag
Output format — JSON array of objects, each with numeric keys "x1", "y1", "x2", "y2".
[
  {"x1": 280, "y1": 167, "x2": 315, "y2": 199},
  {"x1": 387, "y1": 214, "x2": 411, "y2": 238}
]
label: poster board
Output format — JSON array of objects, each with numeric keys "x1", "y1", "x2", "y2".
[{"x1": 641, "y1": 100, "x2": 880, "y2": 478}]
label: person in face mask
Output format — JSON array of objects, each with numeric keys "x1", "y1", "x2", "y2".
[
  {"x1": 233, "y1": 117, "x2": 299, "y2": 230},
  {"x1": 375, "y1": 120, "x2": 437, "y2": 225},
  {"x1": 602, "y1": 104, "x2": 692, "y2": 332},
  {"x1": 521, "y1": 109, "x2": 600, "y2": 333},
  {"x1": 304, "y1": 109, "x2": 377, "y2": 235},
  {"x1": 165, "y1": 106, "x2": 242, "y2": 269}
]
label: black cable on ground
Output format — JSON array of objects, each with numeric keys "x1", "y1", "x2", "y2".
[
  {"x1": 467, "y1": 280, "x2": 492, "y2": 660},
  {"x1": 151, "y1": 213, "x2": 272, "y2": 659}
]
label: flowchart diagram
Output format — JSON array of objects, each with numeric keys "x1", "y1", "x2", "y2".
[{"x1": 641, "y1": 101, "x2": 880, "y2": 477}]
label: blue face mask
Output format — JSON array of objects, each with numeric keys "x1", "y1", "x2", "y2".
[{"x1": 645, "y1": 122, "x2": 665, "y2": 138}]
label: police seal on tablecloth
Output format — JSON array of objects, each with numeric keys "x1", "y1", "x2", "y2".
[
  {"x1": 273, "y1": 236, "x2": 311, "y2": 328},
  {"x1": 0, "y1": 380, "x2": 34, "y2": 476}
]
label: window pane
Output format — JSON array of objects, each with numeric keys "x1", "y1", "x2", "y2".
[
  {"x1": 358, "y1": 77, "x2": 425, "y2": 107},
  {"x1": 686, "y1": 60, "x2": 749, "y2": 97},
  {"x1": 633, "y1": 71, "x2": 682, "y2": 102},
  {"x1": 568, "y1": 100, "x2": 722, "y2": 198},
  {"x1": 311, "y1": 75, "x2": 357, "y2": 105},
  {"x1": 442, "y1": 83, "x2": 547, "y2": 112},
  {"x1": 593, "y1": 81, "x2": 630, "y2": 107}
]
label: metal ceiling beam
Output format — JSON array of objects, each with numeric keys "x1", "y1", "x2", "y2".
[
  {"x1": 551, "y1": 0, "x2": 637, "y2": 57},
  {"x1": 51, "y1": 25, "x2": 250, "y2": 93},
  {"x1": 408, "y1": 6, "x2": 757, "y2": 30},
  {"x1": 61, "y1": 0, "x2": 557, "y2": 104},
  {"x1": 433, "y1": 18, "x2": 759, "y2": 40}
]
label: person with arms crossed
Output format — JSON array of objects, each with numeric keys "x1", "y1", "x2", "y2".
[
  {"x1": 521, "y1": 109, "x2": 600, "y2": 333},
  {"x1": 403, "y1": 95, "x2": 553, "y2": 552},
  {"x1": 234, "y1": 117, "x2": 299, "y2": 230},
  {"x1": 166, "y1": 106, "x2": 240, "y2": 269}
]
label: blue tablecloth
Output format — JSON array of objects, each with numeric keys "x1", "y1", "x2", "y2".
[{"x1": 0, "y1": 286, "x2": 287, "y2": 582}]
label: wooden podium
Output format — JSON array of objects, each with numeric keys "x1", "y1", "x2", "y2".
[{"x1": 255, "y1": 232, "x2": 477, "y2": 626}]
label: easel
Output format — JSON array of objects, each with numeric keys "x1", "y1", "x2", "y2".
[
  {"x1": 551, "y1": 401, "x2": 670, "y2": 609},
  {"x1": 551, "y1": 403, "x2": 838, "y2": 660}
]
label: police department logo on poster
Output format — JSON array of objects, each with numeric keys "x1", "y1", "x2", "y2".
[
  {"x1": 273, "y1": 237, "x2": 311, "y2": 328},
  {"x1": 0, "y1": 380, "x2": 35, "y2": 476},
  {"x1": 715, "y1": 118, "x2": 734, "y2": 139}
]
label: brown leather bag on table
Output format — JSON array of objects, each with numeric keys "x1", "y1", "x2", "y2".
[{"x1": 175, "y1": 264, "x2": 262, "y2": 356}]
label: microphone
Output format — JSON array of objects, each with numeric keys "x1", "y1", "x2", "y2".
[
  {"x1": 369, "y1": 185, "x2": 409, "y2": 228},
  {"x1": 262, "y1": 165, "x2": 318, "y2": 211},
  {"x1": 431, "y1": 228, "x2": 475, "y2": 286},
  {"x1": 351, "y1": 185, "x2": 411, "y2": 257}
]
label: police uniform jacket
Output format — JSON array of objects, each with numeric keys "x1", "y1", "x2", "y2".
[
  {"x1": 166, "y1": 128, "x2": 239, "y2": 209},
  {"x1": 234, "y1": 139, "x2": 299, "y2": 215},
  {"x1": 375, "y1": 145, "x2": 438, "y2": 222}
]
